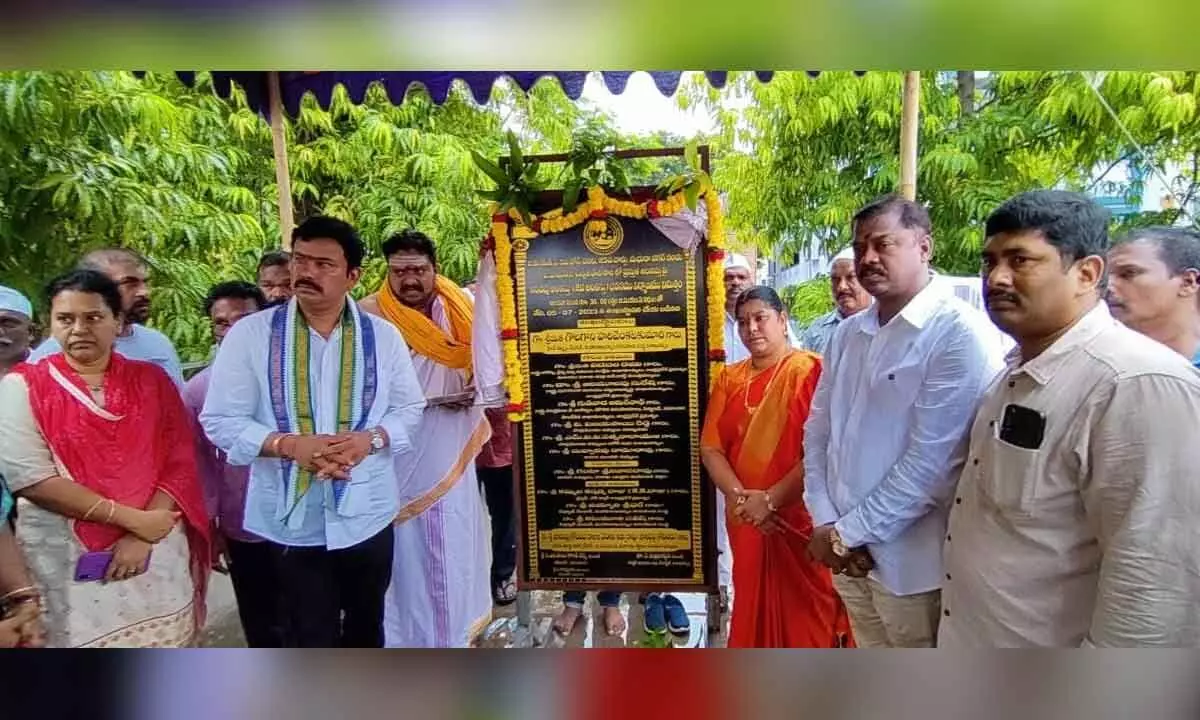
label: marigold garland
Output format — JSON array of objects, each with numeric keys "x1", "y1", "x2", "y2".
[
  {"x1": 490, "y1": 210, "x2": 526, "y2": 421},
  {"x1": 703, "y1": 189, "x2": 727, "y2": 387},
  {"x1": 488, "y1": 186, "x2": 726, "y2": 422}
]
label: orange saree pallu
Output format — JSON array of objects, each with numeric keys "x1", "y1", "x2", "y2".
[{"x1": 701, "y1": 352, "x2": 853, "y2": 648}]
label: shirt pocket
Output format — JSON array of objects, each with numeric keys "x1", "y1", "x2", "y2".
[
  {"x1": 974, "y1": 437, "x2": 1042, "y2": 516},
  {"x1": 337, "y1": 461, "x2": 398, "y2": 518}
]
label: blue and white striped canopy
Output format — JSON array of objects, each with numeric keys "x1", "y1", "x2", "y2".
[{"x1": 169, "y1": 70, "x2": 866, "y2": 118}]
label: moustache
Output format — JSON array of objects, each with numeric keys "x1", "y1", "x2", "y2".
[
  {"x1": 294, "y1": 279, "x2": 322, "y2": 292},
  {"x1": 859, "y1": 267, "x2": 885, "y2": 278},
  {"x1": 986, "y1": 291, "x2": 1021, "y2": 305},
  {"x1": 400, "y1": 284, "x2": 424, "y2": 293}
]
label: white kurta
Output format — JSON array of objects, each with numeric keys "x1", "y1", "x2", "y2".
[{"x1": 383, "y1": 298, "x2": 494, "y2": 648}]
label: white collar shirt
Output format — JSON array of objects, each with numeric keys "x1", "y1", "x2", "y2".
[{"x1": 803, "y1": 278, "x2": 1007, "y2": 595}]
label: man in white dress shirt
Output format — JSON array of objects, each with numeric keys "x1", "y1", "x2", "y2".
[
  {"x1": 200, "y1": 217, "x2": 425, "y2": 647},
  {"x1": 803, "y1": 194, "x2": 1006, "y2": 648},
  {"x1": 939, "y1": 191, "x2": 1200, "y2": 647}
]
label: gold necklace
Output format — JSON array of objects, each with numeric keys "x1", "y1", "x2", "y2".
[{"x1": 743, "y1": 351, "x2": 790, "y2": 415}]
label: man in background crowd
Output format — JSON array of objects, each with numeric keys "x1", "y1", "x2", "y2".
[
  {"x1": 28, "y1": 248, "x2": 184, "y2": 387},
  {"x1": 256, "y1": 251, "x2": 293, "y2": 307},
  {"x1": 477, "y1": 408, "x2": 517, "y2": 607},
  {"x1": 0, "y1": 286, "x2": 33, "y2": 376},
  {"x1": 1106, "y1": 226, "x2": 1200, "y2": 367},
  {"x1": 183, "y1": 280, "x2": 284, "y2": 647},
  {"x1": 799, "y1": 247, "x2": 873, "y2": 354},
  {"x1": 940, "y1": 190, "x2": 1200, "y2": 647}
]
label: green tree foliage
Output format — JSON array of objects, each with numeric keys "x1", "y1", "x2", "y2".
[
  {"x1": 0, "y1": 72, "x2": 705, "y2": 362},
  {"x1": 781, "y1": 277, "x2": 835, "y2": 327},
  {"x1": 682, "y1": 71, "x2": 1200, "y2": 280}
]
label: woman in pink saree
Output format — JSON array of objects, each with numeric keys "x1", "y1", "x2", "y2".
[{"x1": 0, "y1": 270, "x2": 209, "y2": 647}]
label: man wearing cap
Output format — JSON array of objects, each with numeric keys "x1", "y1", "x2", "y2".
[
  {"x1": 800, "y1": 248, "x2": 873, "y2": 355},
  {"x1": 722, "y1": 254, "x2": 756, "y2": 365},
  {"x1": 0, "y1": 286, "x2": 33, "y2": 377}
]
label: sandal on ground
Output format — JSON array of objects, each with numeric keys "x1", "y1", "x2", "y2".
[{"x1": 492, "y1": 577, "x2": 517, "y2": 606}]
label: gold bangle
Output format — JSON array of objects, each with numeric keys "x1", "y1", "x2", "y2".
[
  {"x1": 81, "y1": 499, "x2": 104, "y2": 523},
  {"x1": 104, "y1": 500, "x2": 116, "y2": 525},
  {"x1": 271, "y1": 433, "x2": 293, "y2": 458},
  {"x1": 0, "y1": 585, "x2": 37, "y2": 602}
]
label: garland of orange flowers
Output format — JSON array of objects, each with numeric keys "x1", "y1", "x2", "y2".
[{"x1": 489, "y1": 186, "x2": 726, "y2": 422}]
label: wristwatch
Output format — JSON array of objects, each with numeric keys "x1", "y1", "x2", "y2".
[
  {"x1": 829, "y1": 528, "x2": 850, "y2": 558},
  {"x1": 368, "y1": 427, "x2": 387, "y2": 455}
]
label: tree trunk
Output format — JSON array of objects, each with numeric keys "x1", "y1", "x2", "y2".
[
  {"x1": 957, "y1": 71, "x2": 976, "y2": 116},
  {"x1": 267, "y1": 71, "x2": 295, "y2": 250}
]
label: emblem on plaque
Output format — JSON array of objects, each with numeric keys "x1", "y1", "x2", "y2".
[{"x1": 583, "y1": 216, "x2": 624, "y2": 256}]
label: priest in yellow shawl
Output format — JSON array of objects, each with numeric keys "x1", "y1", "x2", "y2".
[{"x1": 359, "y1": 230, "x2": 494, "y2": 647}]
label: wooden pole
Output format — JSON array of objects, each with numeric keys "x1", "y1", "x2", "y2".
[
  {"x1": 267, "y1": 71, "x2": 295, "y2": 250},
  {"x1": 899, "y1": 71, "x2": 921, "y2": 200}
]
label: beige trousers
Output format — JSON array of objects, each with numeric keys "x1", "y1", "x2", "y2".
[{"x1": 833, "y1": 575, "x2": 941, "y2": 648}]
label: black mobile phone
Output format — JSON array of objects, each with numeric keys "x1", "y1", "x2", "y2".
[{"x1": 998, "y1": 403, "x2": 1046, "y2": 450}]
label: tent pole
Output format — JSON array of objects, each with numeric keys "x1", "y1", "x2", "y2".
[
  {"x1": 268, "y1": 71, "x2": 295, "y2": 250},
  {"x1": 899, "y1": 71, "x2": 920, "y2": 201}
]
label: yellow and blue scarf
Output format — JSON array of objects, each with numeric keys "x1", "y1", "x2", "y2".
[{"x1": 268, "y1": 298, "x2": 378, "y2": 526}]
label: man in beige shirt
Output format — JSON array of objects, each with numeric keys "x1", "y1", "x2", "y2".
[{"x1": 939, "y1": 190, "x2": 1200, "y2": 648}]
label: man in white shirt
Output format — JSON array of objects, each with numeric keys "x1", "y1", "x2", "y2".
[
  {"x1": 721, "y1": 254, "x2": 754, "y2": 366},
  {"x1": 200, "y1": 217, "x2": 425, "y2": 647},
  {"x1": 29, "y1": 248, "x2": 184, "y2": 387},
  {"x1": 939, "y1": 191, "x2": 1200, "y2": 647},
  {"x1": 803, "y1": 194, "x2": 1006, "y2": 648},
  {"x1": 1106, "y1": 226, "x2": 1200, "y2": 367}
]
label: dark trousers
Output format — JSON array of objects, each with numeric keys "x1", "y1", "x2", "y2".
[
  {"x1": 269, "y1": 526, "x2": 394, "y2": 648},
  {"x1": 225, "y1": 538, "x2": 285, "y2": 648},
  {"x1": 478, "y1": 465, "x2": 517, "y2": 583},
  {"x1": 564, "y1": 591, "x2": 621, "y2": 607}
]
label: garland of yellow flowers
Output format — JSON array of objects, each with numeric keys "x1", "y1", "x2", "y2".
[{"x1": 489, "y1": 185, "x2": 726, "y2": 422}]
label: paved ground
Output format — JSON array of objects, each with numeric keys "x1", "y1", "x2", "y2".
[
  {"x1": 200, "y1": 493, "x2": 730, "y2": 648},
  {"x1": 201, "y1": 579, "x2": 730, "y2": 648},
  {"x1": 200, "y1": 572, "x2": 246, "y2": 647},
  {"x1": 479, "y1": 589, "x2": 729, "y2": 648}
]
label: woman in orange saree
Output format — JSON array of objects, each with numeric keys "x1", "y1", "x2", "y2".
[{"x1": 701, "y1": 286, "x2": 851, "y2": 648}]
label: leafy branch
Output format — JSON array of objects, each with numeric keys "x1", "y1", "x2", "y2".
[
  {"x1": 560, "y1": 120, "x2": 631, "y2": 213},
  {"x1": 655, "y1": 139, "x2": 713, "y2": 211},
  {"x1": 471, "y1": 130, "x2": 547, "y2": 226}
]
